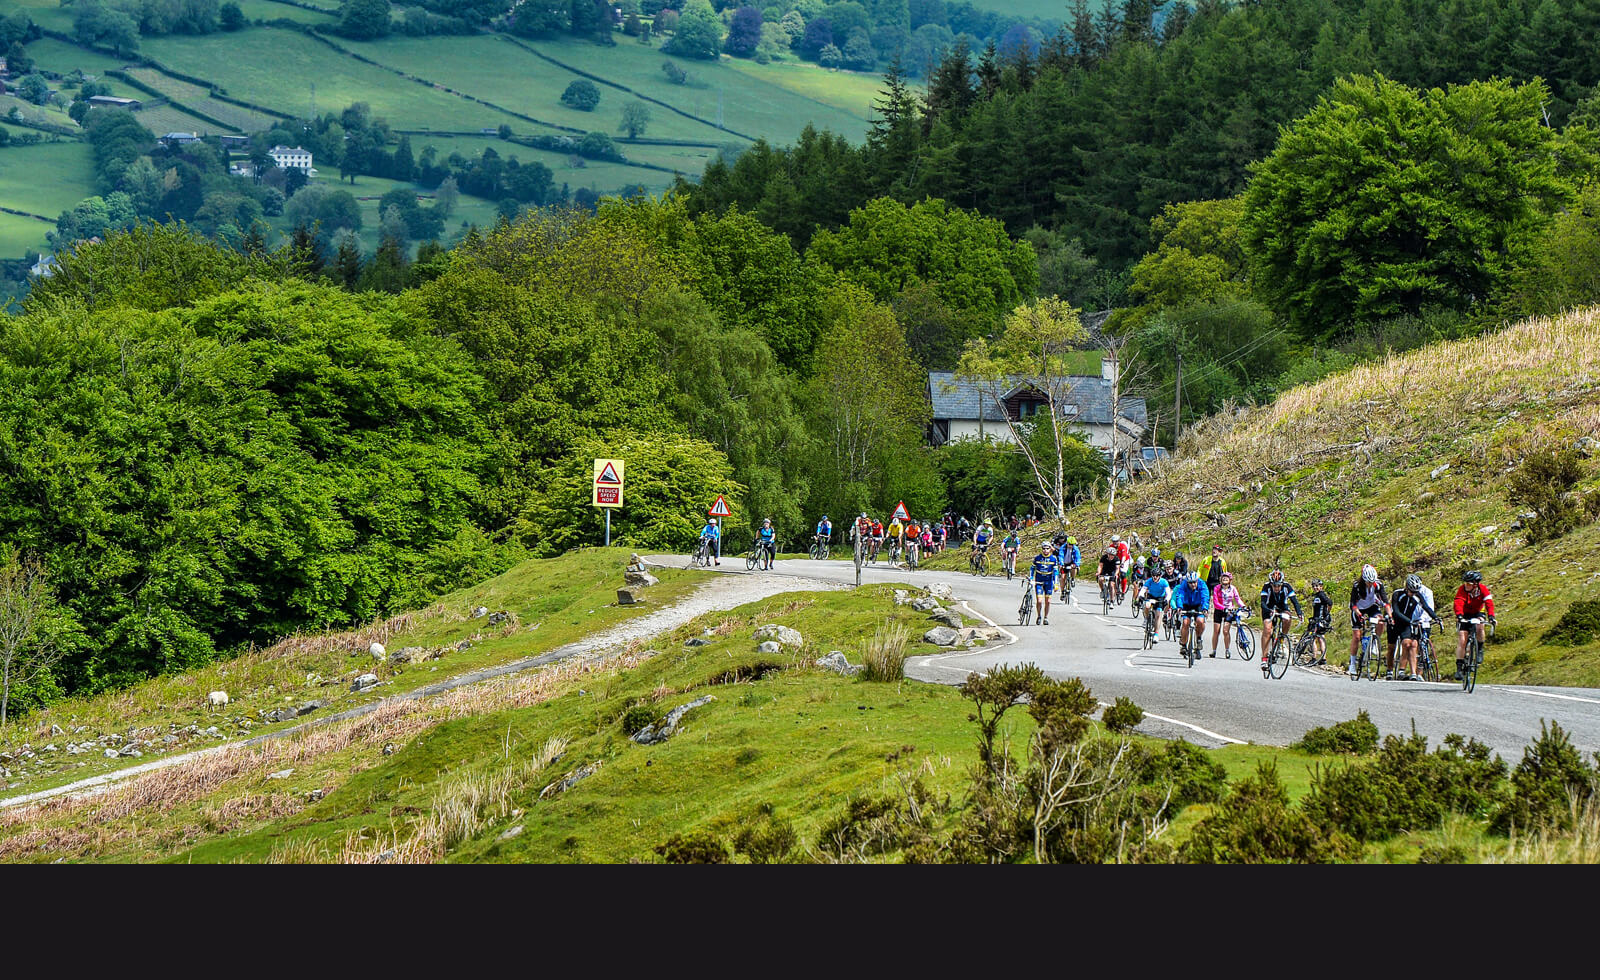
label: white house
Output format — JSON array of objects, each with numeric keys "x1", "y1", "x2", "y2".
[
  {"x1": 268, "y1": 145, "x2": 313, "y2": 173},
  {"x1": 927, "y1": 358, "x2": 1149, "y2": 459}
]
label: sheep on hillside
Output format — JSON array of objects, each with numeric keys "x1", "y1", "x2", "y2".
[{"x1": 207, "y1": 691, "x2": 229, "y2": 713}]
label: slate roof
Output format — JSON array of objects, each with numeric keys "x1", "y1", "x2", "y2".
[{"x1": 928, "y1": 372, "x2": 1147, "y2": 428}]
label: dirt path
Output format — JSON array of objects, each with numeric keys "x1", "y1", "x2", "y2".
[{"x1": 0, "y1": 566, "x2": 847, "y2": 811}]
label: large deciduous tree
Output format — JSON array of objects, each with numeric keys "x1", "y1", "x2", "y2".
[
  {"x1": 1241, "y1": 74, "x2": 1570, "y2": 336},
  {"x1": 663, "y1": 0, "x2": 722, "y2": 59}
]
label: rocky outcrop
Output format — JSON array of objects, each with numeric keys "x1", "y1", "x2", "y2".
[{"x1": 631, "y1": 696, "x2": 716, "y2": 745}]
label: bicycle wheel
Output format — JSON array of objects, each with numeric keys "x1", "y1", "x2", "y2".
[
  {"x1": 1293, "y1": 632, "x2": 1317, "y2": 667},
  {"x1": 746, "y1": 551, "x2": 758, "y2": 571},
  {"x1": 1267, "y1": 635, "x2": 1290, "y2": 679},
  {"x1": 1364, "y1": 638, "x2": 1384, "y2": 681},
  {"x1": 1019, "y1": 588, "x2": 1033, "y2": 626},
  {"x1": 1236, "y1": 625, "x2": 1256, "y2": 662},
  {"x1": 1102, "y1": 587, "x2": 1112, "y2": 616},
  {"x1": 1463, "y1": 636, "x2": 1480, "y2": 692}
]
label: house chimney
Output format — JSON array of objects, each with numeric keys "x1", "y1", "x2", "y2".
[{"x1": 1101, "y1": 356, "x2": 1119, "y2": 383}]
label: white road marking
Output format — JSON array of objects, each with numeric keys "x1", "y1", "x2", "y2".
[
  {"x1": 1497, "y1": 688, "x2": 1600, "y2": 705},
  {"x1": 1134, "y1": 710, "x2": 1247, "y2": 745}
]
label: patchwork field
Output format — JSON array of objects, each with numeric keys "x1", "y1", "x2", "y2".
[
  {"x1": 16, "y1": 36, "x2": 129, "y2": 75},
  {"x1": 120, "y1": 67, "x2": 287, "y2": 131},
  {"x1": 133, "y1": 103, "x2": 239, "y2": 136},
  {"x1": 0, "y1": 139, "x2": 95, "y2": 255}
]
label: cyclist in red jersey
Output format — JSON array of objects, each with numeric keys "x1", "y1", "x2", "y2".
[{"x1": 1452, "y1": 570, "x2": 1496, "y2": 681}]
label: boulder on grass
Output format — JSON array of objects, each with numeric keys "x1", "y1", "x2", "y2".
[{"x1": 923, "y1": 626, "x2": 960, "y2": 646}]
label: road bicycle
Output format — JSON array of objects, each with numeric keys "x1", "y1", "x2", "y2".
[
  {"x1": 1415, "y1": 624, "x2": 1439, "y2": 683},
  {"x1": 969, "y1": 545, "x2": 989, "y2": 578},
  {"x1": 1002, "y1": 548, "x2": 1018, "y2": 580},
  {"x1": 1294, "y1": 622, "x2": 1330, "y2": 667},
  {"x1": 692, "y1": 535, "x2": 715, "y2": 568},
  {"x1": 1180, "y1": 609, "x2": 1206, "y2": 667},
  {"x1": 1100, "y1": 578, "x2": 1113, "y2": 616},
  {"x1": 808, "y1": 535, "x2": 832, "y2": 561},
  {"x1": 1459, "y1": 616, "x2": 1493, "y2": 693},
  {"x1": 887, "y1": 537, "x2": 901, "y2": 563},
  {"x1": 1350, "y1": 615, "x2": 1385, "y2": 681},
  {"x1": 1018, "y1": 579, "x2": 1034, "y2": 627},
  {"x1": 1060, "y1": 563, "x2": 1077, "y2": 603},
  {"x1": 1163, "y1": 605, "x2": 1180, "y2": 643},
  {"x1": 1261, "y1": 611, "x2": 1295, "y2": 680},
  {"x1": 1217, "y1": 608, "x2": 1255, "y2": 661},
  {"x1": 867, "y1": 536, "x2": 883, "y2": 565},
  {"x1": 907, "y1": 540, "x2": 920, "y2": 571},
  {"x1": 1141, "y1": 599, "x2": 1160, "y2": 651}
]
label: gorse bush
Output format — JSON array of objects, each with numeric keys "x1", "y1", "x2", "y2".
[
  {"x1": 1101, "y1": 696, "x2": 1144, "y2": 734},
  {"x1": 1301, "y1": 731, "x2": 1507, "y2": 843},
  {"x1": 1295, "y1": 711, "x2": 1381, "y2": 755},
  {"x1": 1507, "y1": 447, "x2": 1593, "y2": 544},
  {"x1": 1138, "y1": 739, "x2": 1228, "y2": 811},
  {"x1": 1541, "y1": 600, "x2": 1600, "y2": 647},
  {"x1": 654, "y1": 831, "x2": 730, "y2": 863},
  {"x1": 1490, "y1": 720, "x2": 1599, "y2": 836},
  {"x1": 1180, "y1": 762, "x2": 1358, "y2": 864}
]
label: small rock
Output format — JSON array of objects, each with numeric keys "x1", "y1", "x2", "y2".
[
  {"x1": 308, "y1": 789, "x2": 325, "y2": 803},
  {"x1": 923, "y1": 626, "x2": 961, "y2": 646},
  {"x1": 624, "y1": 570, "x2": 659, "y2": 588},
  {"x1": 368, "y1": 642, "x2": 387, "y2": 662},
  {"x1": 49, "y1": 724, "x2": 63, "y2": 737},
  {"x1": 390, "y1": 646, "x2": 425, "y2": 665},
  {"x1": 684, "y1": 637, "x2": 710, "y2": 647},
  {"x1": 757, "y1": 640, "x2": 782, "y2": 654},
  {"x1": 266, "y1": 768, "x2": 293, "y2": 780},
  {"x1": 352, "y1": 673, "x2": 380, "y2": 692},
  {"x1": 498, "y1": 825, "x2": 525, "y2": 842},
  {"x1": 296, "y1": 700, "x2": 324, "y2": 716},
  {"x1": 892, "y1": 589, "x2": 911, "y2": 605},
  {"x1": 927, "y1": 583, "x2": 955, "y2": 601},
  {"x1": 1478, "y1": 525, "x2": 1498, "y2": 535},
  {"x1": 382, "y1": 743, "x2": 397, "y2": 756},
  {"x1": 910, "y1": 597, "x2": 941, "y2": 612},
  {"x1": 616, "y1": 586, "x2": 644, "y2": 606},
  {"x1": 540, "y1": 760, "x2": 604, "y2": 799},
  {"x1": 928, "y1": 608, "x2": 964, "y2": 629},
  {"x1": 631, "y1": 696, "x2": 716, "y2": 745},
  {"x1": 1430, "y1": 464, "x2": 1450, "y2": 479},
  {"x1": 263, "y1": 708, "x2": 298, "y2": 723},
  {"x1": 1416, "y1": 491, "x2": 1435, "y2": 504},
  {"x1": 816, "y1": 652, "x2": 862, "y2": 676},
  {"x1": 487, "y1": 611, "x2": 511, "y2": 627},
  {"x1": 455, "y1": 640, "x2": 472, "y2": 652},
  {"x1": 103, "y1": 748, "x2": 119, "y2": 758},
  {"x1": 470, "y1": 605, "x2": 489, "y2": 618},
  {"x1": 752, "y1": 624, "x2": 803, "y2": 647}
]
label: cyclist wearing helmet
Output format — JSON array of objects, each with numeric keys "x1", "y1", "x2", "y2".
[
  {"x1": 1001, "y1": 527, "x2": 1021, "y2": 575},
  {"x1": 757, "y1": 518, "x2": 777, "y2": 567},
  {"x1": 1097, "y1": 545, "x2": 1119, "y2": 600},
  {"x1": 1388, "y1": 573, "x2": 1439, "y2": 680},
  {"x1": 1347, "y1": 565, "x2": 1390, "y2": 678},
  {"x1": 1030, "y1": 541, "x2": 1059, "y2": 625},
  {"x1": 1453, "y1": 571, "x2": 1496, "y2": 681},
  {"x1": 1306, "y1": 579, "x2": 1333, "y2": 665},
  {"x1": 1210, "y1": 570, "x2": 1245, "y2": 657},
  {"x1": 1258, "y1": 570, "x2": 1303, "y2": 671},
  {"x1": 1173, "y1": 570, "x2": 1211, "y2": 654},
  {"x1": 700, "y1": 516, "x2": 722, "y2": 565},
  {"x1": 1136, "y1": 565, "x2": 1172, "y2": 641},
  {"x1": 1112, "y1": 534, "x2": 1132, "y2": 594},
  {"x1": 814, "y1": 515, "x2": 832, "y2": 555},
  {"x1": 1172, "y1": 551, "x2": 1189, "y2": 576}
]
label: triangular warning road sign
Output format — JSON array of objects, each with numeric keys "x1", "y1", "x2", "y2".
[
  {"x1": 708, "y1": 495, "x2": 731, "y2": 517},
  {"x1": 596, "y1": 461, "x2": 621, "y2": 484},
  {"x1": 891, "y1": 501, "x2": 909, "y2": 522}
]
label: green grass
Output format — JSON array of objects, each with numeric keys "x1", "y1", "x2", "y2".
[
  {"x1": 231, "y1": 0, "x2": 338, "y2": 23},
  {"x1": 138, "y1": 27, "x2": 530, "y2": 132},
  {"x1": 19, "y1": 36, "x2": 131, "y2": 75},
  {"x1": 0, "y1": 139, "x2": 94, "y2": 255},
  {"x1": 132, "y1": 104, "x2": 238, "y2": 137},
  {"x1": 510, "y1": 37, "x2": 876, "y2": 144},
  {"x1": 2, "y1": 0, "x2": 75, "y2": 33},
  {"x1": 0, "y1": 209, "x2": 53, "y2": 258},
  {"x1": 119, "y1": 67, "x2": 287, "y2": 132},
  {"x1": 0, "y1": 547, "x2": 698, "y2": 797}
]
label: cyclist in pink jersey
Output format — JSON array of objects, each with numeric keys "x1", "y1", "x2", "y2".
[{"x1": 1210, "y1": 571, "x2": 1246, "y2": 658}]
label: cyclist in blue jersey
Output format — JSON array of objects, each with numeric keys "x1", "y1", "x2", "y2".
[
  {"x1": 1172, "y1": 571, "x2": 1211, "y2": 654},
  {"x1": 700, "y1": 516, "x2": 721, "y2": 565},
  {"x1": 1030, "y1": 542, "x2": 1059, "y2": 625},
  {"x1": 756, "y1": 518, "x2": 776, "y2": 568},
  {"x1": 1137, "y1": 569, "x2": 1172, "y2": 641},
  {"x1": 815, "y1": 515, "x2": 832, "y2": 553}
]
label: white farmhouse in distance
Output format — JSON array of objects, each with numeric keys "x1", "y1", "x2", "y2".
[{"x1": 268, "y1": 145, "x2": 314, "y2": 174}]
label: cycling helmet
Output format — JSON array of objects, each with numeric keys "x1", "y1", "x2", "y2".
[
  {"x1": 1405, "y1": 573, "x2": 1422, "y2": 591},
  {"x1": 1269, "y1": 569, "x2": 1284, "y2": 584},
  {"x1": 1040, "y1": 541, "x2": 1052, "y2": 551},
  {"x1": 1186, "y1": 571, "x2": 1200, "y2": 584},
  {"x1": 1463, "y1": 570, "x2": 1483, "y2": 585},
  {"x1": 1310, "y1": 578, "x2": 1324, "y2": 588},
  {"x1": 1361, "y1": 565, "x2": 1378, "y2": 584},
  {"x1": 1112, "y1": 534, "x2": 1121, "y2": 543},
  {"x1": 1151, "y1": 547, "x2": 1161, "y2": 559},
  {"x1": 1067, "y1": 536, "x2": 1077, "y2": 545},
  {"x1": 1053, "y1": 533, "x2": 1067, "y2": 545}
]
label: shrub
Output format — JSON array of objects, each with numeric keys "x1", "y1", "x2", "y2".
[
  {"x1": 1541, "y1": 599, "x2": 1600, "y2": 647},
  {"x1": 1139, "y1": 739, "x2": 1228, "y2": 810},
  {"x1": 619, "y1": 703, "x2": 659, "y2": 736},
  {"x1": 560, "y1": 79, "x2": 601, "y2": 111},
  {"x1": 733, "y1": 807, "x2": 797, "y2": 863},
  {"x1": 1490, "y1": 720, "x2": 1599, "y2": 836},
  {"x1": 1417, "y1": 844, "x2": 1470, "y2": 864},
  {"x1": 1101, "y1": 696, "x2": 1144, "y2": 734},
  {"x1": 1180, "y1": 761, "x2": 1357, "y2": 864},
  {"x1": 1301, "y1": 731, "x2": 1508, "y2": 843},
  {"x1": 654, "y1": 831, "x2": 730, "y2": 863},
  {"x1": 859, "y1": 620, "x2": 907, "y2": 681},
  {"x1": 1507, "y1": 447, "x2": 1594, "y2": 544},
  {"x1": 816, "y1": 788, "x2": 934, "y2": 861},
  {"x1": 1295, "y1": 710, "x2": 1380, "y2": 755}
]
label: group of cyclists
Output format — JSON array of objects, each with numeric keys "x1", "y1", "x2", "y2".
[{"x1": 699, "y1": 512, "x2": 1499, "y2": 683}]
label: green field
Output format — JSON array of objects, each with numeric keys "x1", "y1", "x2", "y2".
[
  {"x1": 139, "y1": 27, "x2": 529, "y2": 132},
  {"x1": 19, "y1": 36, "x2": 131, "y2": 75},
  {"x1": 0, "y1": 0, "x2": 73, "y2": 33},
  {"x1": 232, "y1": 0, "x2": 338, "y2": 24},
  {"x1": 0, "y1": 140, "x2": 95, "y2": 257},
  {"x1": 516, "y1": 37, "x2": 877, "y2": 143},
  {"x1": 0, "y1": 209, "x2": 53, "y2": 258},
  {"x1": 132, "y1": 103, "x2": 239, "y2": 137},
  {"x1": 120, "y1": 66, "x2": 288, "y2": 132}
]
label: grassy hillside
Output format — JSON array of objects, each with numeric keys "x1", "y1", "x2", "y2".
[
  {"x1": 0, "y1": 548, "x2": 697, "y2": 798},
  {"x1": 0, "y1": 139, "x2": 95, "y2": 254},
  {"x1": 1052, "y1": 309, "x2": 1600, "y2": 686}
]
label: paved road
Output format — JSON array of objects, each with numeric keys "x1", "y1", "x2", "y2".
[{"x1": 714, "y1": 555, "x2": 1600, "y2": 764}]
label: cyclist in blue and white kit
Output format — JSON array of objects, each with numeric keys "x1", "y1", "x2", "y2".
[
  {"x1": 1057, "y1": 535, "x2": 1082, "y2": 601},
  {"x1": 1136, "y1": 569, "x2": 1172, "y2": 641},
  {"x1": 756, "y1": 518, "x2": 777, "y2": 567},
  {"x1": 700, "y1": 517, "x2": 721, "y2": 566},
  {"x1": 814, "y1": 515, "x2": 832, "y2": 555},
  {"x1": 1030, "y1": 542, "x2": 1059, "y2": 625},
  {"x1": 1172, "y1": 571, "x2": 1211, "y2": 654}
]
